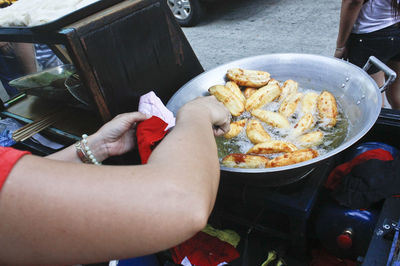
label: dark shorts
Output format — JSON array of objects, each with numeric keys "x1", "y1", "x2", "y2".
[
  {"x1": 0, "y1": 50, "x2": 24, "y2": 97},
  {"x1": 348, "y1": 23, "x2": 400, "y2": 74}
]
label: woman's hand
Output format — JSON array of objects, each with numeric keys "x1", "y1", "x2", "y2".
[
  {"x1": 177, "y1": 96, "x2": 231, "y2": 136},
  {"x1": 90, "y1": 112, "x2": 149, "y2": 161},
  {"x1": 334, "y1": 46, "x2": 348, "y2": 59}
]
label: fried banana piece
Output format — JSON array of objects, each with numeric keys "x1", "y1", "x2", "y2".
[
  {"x1": 222, "y1": 153, "x2": 269, "y2": 168},
  {"x1": 301, "y1": 92, "x2": 319, "y2": 114},
  {"x1": 297, "y1": 130, "x2": 324, "y2": 148},
  {"x1": 243, "y1": 87, "x2": 257, "y2": 99},
  {"x1": 209, "y1": 85, "x2": 245, "y2": 116},
  {"x1": 279, "y1": 80, "x2": 298, "y2": 101},
  {"x1": 246, "y1": 119, "x2": 271, "y2": 144},
  {"x1": 225, "y1": 81, "x2": 246, "y2": 103},
  {"x1": 317, "y1": 90, "x2": 338, "y2": 127},
  {"x1": 247, "y1": 140, "x2": 298, "y2": 154},
  {"x1": 251, "y1": 109, "x2": 290, "y2": 129},
  {"x1": 226, "y1": 68, "x2": 271, "y2": 88},
  {"x1": 279, "y1": 92, "x2": 303, "y2": 117},
  {"x1": 292, "y1": 113, "x2": 315, "y2": 137},
  {"x1": 245, "y1": 79, "x2": 281, "y2": 111},
  {"x1": 224, "y1": 119, "x2": 247, "y2": 139},
  {"x1": 267, "y1": 148, "x2": 319, "y2": 168}
]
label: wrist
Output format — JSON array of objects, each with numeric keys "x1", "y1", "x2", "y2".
[
  {"x1": 86, "y1": 133, "x2": 109, "y2": 163},
  {"x1": 74, "y1": 134, "x2": 108, "y2": 164},
  {"x1": 336, "y1": 40, "x2": 346, "y2": 50},
  {"x1": 178, "y1": 105, "x2": 212, "y2": 125}
]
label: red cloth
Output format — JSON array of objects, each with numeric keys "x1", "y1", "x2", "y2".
[
  {"x1": 136, "y1": 116, "x2": 168, "y2": 164},
  {"x1": 325, "y1": 148, "x2": 394, "y2": 190},
  {"x1": 0, "y1": 147, "x2": 30, "y2": 191},
  {"x1": 310, "y1": 248, "x2": 356, "y2": 266},
  {"x1": 171, "y1": 231, "x2": 240, "y2": 266}
]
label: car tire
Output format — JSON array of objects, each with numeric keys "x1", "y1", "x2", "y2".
[{"x1": 167, "y1": 0, "x2": 203, "y2": 27}]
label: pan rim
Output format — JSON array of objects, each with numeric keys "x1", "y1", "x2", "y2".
[{"x1": 167, "y1": 53, "x2": 382, "y2": 174}]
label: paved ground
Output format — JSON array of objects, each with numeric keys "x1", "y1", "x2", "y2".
[
  {"x1": 181, "y1": 0, "x2": 342, "y2": 71},
  {"x1": 1, "y1": 0, "x2": 341, "y2": 102},
  {"x1": 180, "y1": 0, "x2": 395, "y2": 107}
]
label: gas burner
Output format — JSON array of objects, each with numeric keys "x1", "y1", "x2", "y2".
[{"x1": 212, "y1": 157, "x2": 337, "y2": 254}]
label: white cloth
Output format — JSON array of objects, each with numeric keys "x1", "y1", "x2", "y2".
[
  {"x1": 353, "y1": 0, "x2": 400, "y2": 34},
  {"x1": 138, "y1": 91, "x2": 176, "y2": 131},
  {"x1": 0, "y1": 0, "x2": 99, "y2": 27}
]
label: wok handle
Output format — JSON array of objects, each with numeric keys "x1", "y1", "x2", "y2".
[{"x1": 362, "y1": 56, "x2": 397, "y2": 93}]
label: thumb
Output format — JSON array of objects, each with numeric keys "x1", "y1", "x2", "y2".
[{"x1": 118, "y1": 112, "x2": 149, "y2": 125}]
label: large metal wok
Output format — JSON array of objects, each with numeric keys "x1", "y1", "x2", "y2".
[{"x1": 166, "y1": 53, "x2": 396, "y2": 186}]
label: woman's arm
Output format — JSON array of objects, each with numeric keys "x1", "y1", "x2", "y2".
[
  {"x1": 0, "y1": 96, "x2": 230, "y2": 265},
  {"x1": 12, "y1": 42, "x2": 37, "y2": 74},
  {"x1": 334, "y1": 0, "x2": 364, "y2": 58}
]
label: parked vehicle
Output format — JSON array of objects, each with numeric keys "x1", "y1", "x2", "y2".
[{"x1": 167, "y1": 0, "x2": 203, "y2": 27}]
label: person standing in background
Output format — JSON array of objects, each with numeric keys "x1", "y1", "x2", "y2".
[
  {"x1": 0, "y1": 42, "x2": 36, "y2": 97},
  {"x1": 0, "y1": 0, "x2": 37, "y2": 97},
  {"x1": 0, "y1": 0, "x2": 62, "y2": 99},
  {"x1": 334, "y1": 0, "x2": 400, "y2": 109},
  {"x1": 0, "y1": 42, "x2": 63, "y2": 98}
]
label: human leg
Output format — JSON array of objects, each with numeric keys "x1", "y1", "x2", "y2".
[
  {"x1": 0, "y1": 51, "x2": 20, "y2": 97},
  {"x1": 347, "y1": 26, "x2": 400, "y2": 108},
  {"x1": 0, "y1": 43, "x2": 29, "y2": 97},
  {"x1": 370, "y1": 71, "x2": 386, "y2": 107},
  {"x1": 385, "y1": 60, "x2": 400, "y2": 109}
]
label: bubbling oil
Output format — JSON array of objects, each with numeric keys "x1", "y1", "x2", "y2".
[{"x1": 216, "y1": 86, "x2": 349, "y2": 165}]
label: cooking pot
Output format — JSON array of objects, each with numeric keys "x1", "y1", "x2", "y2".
[{"x1": 166, "y1": 54, "x2": 397, "y2": 186}]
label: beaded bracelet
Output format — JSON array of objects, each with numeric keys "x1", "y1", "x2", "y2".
[{"x1": 75, "y1": 134, "x2": 102, "y2": 165}]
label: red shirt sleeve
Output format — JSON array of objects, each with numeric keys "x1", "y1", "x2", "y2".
[{"x1": 0, "y1": 147, "x2": 31, "y2": 192}]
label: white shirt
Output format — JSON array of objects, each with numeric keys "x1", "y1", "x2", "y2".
[
  {"x1": 353, "y1": 0, "x2": 400, "y2": 34},
  {"x1": 34, "y1": 44, "x2": 63, "y2": 70}
]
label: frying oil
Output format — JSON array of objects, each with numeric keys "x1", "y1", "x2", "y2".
[{"x1": 216, "y1": 84, "x2": 349, "y2": 163}]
